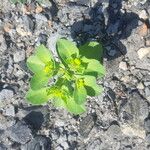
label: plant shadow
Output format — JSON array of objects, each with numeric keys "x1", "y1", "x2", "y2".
[{"x1": 70, "y1": 0, "x2": 140, "y2": 61}]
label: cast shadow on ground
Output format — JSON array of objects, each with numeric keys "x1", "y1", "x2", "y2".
[{"x1": 71, "y1": 0, "x2": 140, "y2": 61}]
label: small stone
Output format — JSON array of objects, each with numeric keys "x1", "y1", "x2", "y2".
[
  {"x1": 7, "y1": 121, "x2": 32, "y2": 144},
  {"x1": 106, "y1": 124, "x2": 122, "y2": 138},
  {"x1": 3, "y1": 23, "x2": 13, "y2": 33},
  {"x1": 146, "y1": 38, "x2": 150, "y2": 46},
  {"x1": 137, "y1": 82, "x2": 145, "y2": 90},
  {"x1": 35, "y1": 5, "x2": 43, "y2": 14},
  {"x1": 139, "y1": 10, "x2": 148, "y2": 20},
  {"x1": 138, "y1": 23, "x2": 148, "y2": 37},
  {"x1": 121, "y1": 125, "x2": 145, "y2": 139},
  {"x1": 3, "y1": 105, "x2": 15, "y2": 117},
  {"x1": 144, "y1": 118, "x2": 150, "y2": 133},
  {"x1": 119, "y1": 61, "x2": 128, "y2": 71},
  {"x1": 0, "y1": 89, "x2": 14, "y2": 101},
  {"x1": 21, "y1": 135, "x2": 51, "y2": 150},
  {"x1": 16, "y1": 25, "x2": 32, "y2": 36},
  {"x1": 86, "y1": 138, "x2": 102, "y2": 150},
  {"x1": 144, "y1": 81, "x2": 150, "y2": 87},
  {"x1": 145, "y1": 87, "x2": 150, "y2": 100},
  {"x1": 79, "y1": 114, "x2": 97, "y2": 137},
  {"x1": 54, "y1": 119, "x2": 65, "y2": 127},
  {"x1": 13, "y1": 50, "x2": 25, "y2": 63},
  {"x1": 137, "y1": 47, "x2": 150, "y2": 59}
]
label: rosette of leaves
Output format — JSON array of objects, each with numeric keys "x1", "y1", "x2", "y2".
[{"x1": 26, "y1": 39, "x2": 105, "y2": 115}]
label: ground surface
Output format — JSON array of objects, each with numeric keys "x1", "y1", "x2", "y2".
[{"x1": 0, "y1": 0, "x2": 150, "y2": 149}]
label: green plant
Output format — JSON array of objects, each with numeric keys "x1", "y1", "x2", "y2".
[{"x1": 26, "y1": 39, "x2": 105, "y2": 115}]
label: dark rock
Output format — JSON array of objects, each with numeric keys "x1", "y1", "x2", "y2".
[
  {"x1": 21, "y1": 135, "x2": 51, "y2": 150},
  {"x1": 23, "y1": 111, "x2": 44, "y2": 130},
  {"x1": 7, "y1": 121, "x2": 32, "y2": 144},
  {"x1": 79, "y1": 114, "x2": 97, "y2": 137}
]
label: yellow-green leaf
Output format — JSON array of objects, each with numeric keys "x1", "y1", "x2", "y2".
[
  {"x1": 66, "y1": 98, "x2": 86, "y2": 115},
  {"x1": 74, "y1": 82, "x2": 87, "y2": 104},
  {"x1": 56, "y1": 38, "x2": 79, "y2": 65},
  {"x1": 26, "y1": 88, "x2": 49, "y2": 105},
  {"x1": 27, "y1": 55, "x2": 45, "y2": 74},
  {"x1": 35, "y1": 45, "x2": 53, "y2": 64},
  {"x1": 84, "y1": 75, "x2": 103, "y2": 96},
  {"x1": 30, "y1": 74, "x2": 50, "y2": 90},
  {"x1": 79, "y1": 41, "x2": 103, "y2": 61}
]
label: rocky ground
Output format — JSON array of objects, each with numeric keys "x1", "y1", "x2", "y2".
[{"x1": 0, "y1": 0, "x2": 150, "y2": 149}]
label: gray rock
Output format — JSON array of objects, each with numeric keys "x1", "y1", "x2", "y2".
[
  {"x1": 7, "y1": 121, "x2": 32, "y2": 144},
  {"x1": 0, "y1": 89, "x2": 14, "y2": 102},
  {"x1": 21, "y1": 135, "x2": 51, "y2": 150},
  {"x1": 144, "y1": 118, "x2": 150, "y2": 133},
  {"x1": 3, "y1": 105, "x2": 15, "y2": 117},
  {"x1": 0, "y1": 34, "x2": 7, "y2": 53},
  {"x1": 86, "y1": 138, "x2": 102, "y2": 150},
  {"x1": 0, "y1": 114, "x2": 15, "y2": 130},
  {"x1": 79, "y1": 114, "x2": 97, "y2": 137},
  {"x1": 106, "y1": 124, "x2": 122, "y2": 138},
  {"x1": 13, "y1": 50, "x2": 25, "y2": 63},
  {"x1": 0, "y1": 144, "x2": 7, "y2": 150},
  {"x1": 35, "y1": 14, "x2": 48, "y2": 31},
  {"x1": 145, "y1": 87, "x2": 150, "y2": 100}
]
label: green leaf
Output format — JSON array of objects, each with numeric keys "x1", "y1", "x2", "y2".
[
  {"x1": 27, "y1": 55, "x2": 45, "y2": 74},
  {"x1": 52, "y1": 97, "x2": 67, "y2": 108},
  {"x1": 74, "y1": 83, "x2": 87, "y2": 104},
  {"x1": 83, "y1": 58, "x2": 106, "y2": 78},
  {"x1": 26, "y1": 88, "x2": 49, "y2": 105},
  {"x1": 56, "y1": 38, "x2": 79, "y2": 65},
  {"x1": 66, "y1": 98, "x2": 86, "y2": 115},
  {"x1": 35, "y1": 45, "x2": 53, "y2": 64},
  {"x1": 79, "y1": 41, "x2": 103, "y2": 61},
  {"x1": 84, "y1": 75, "x2": 103, "y2": 96},
  {"x1": 30, "y1": 73, "x2": 49, "y2": 90}
]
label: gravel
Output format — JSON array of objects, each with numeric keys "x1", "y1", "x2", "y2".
[{"x1": 0, "y1": 0, "x2": 150, "y2": 149}]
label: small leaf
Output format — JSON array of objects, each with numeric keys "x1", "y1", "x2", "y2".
[
  {"x1": 27, "y1": 55, "x2": 45, "y2": 74},
  {"x1": 83, "y1": 58, "x2": 106, "y2": 78},
  {"x1": 30, "y1": 73, "x2": 49, "y2": 90},
  {"x1": 74, "y1": 84, "x2": 87, "y2": 104},
  {"x1": 79, "y1": 41, "x2": 103, "y2": 61},
  {"x1": 66, "y1": 98, "x2": 86, "y2": 115},
  {"x1": 35, "y1": 45, "x2": 53, "y2": 64},
  {"x1": 84, "y1": 75, "x2": 103, "y2": 96},
  {"x1": 56, "y1": 38, "x2": 79, "y2": 65},
  {"x1": 26, "y1": 88, "x2": 49, "y2": 105},
  {"x1": 52, "y1": 97, "x2": 67, "y2": 108}
]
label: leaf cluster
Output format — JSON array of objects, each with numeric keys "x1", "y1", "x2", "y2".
[{"x1": 26, "y1": 39, "x2": 105, "y2": 115}]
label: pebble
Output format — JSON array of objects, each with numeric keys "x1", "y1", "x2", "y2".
[
  {"x1": 13, "y1": 50, "x2": 26, "y2": 63},
  {"x1": 138, "y1": 23, "x2": 148, "y2": 37},
  {"x1": 139, "y1": 10, "x2": 148, "y2": 20},
  {"x1": 119, "y1": 61, "x2": 128, "y2": 71},
  {"x1": 7, "y1": 121, "x2": 32, "y2": 144},
  {"x1": 21, "y1": 135, "x2": 51, "y2": 150},
  {"x1": 0, "y1": 89, "x2": 14, "y2": 101},
  {"x1": 144, "y1": 81, "x2": 150, "y2": 87},
  {"x1": 137, "y1": 82, "x2": 145, "y2": 90},
  {"x1": 145, "y1": 87, "x2": 150, "y2": 101},
  {"x1": 144, "y1": 118, "x2": 150, "y2": 133},
  {"x1": 3, "y1": 105, "x2": 15, "y2": 117},
  {"x1": 137, "y1": 47, "x2": 150, "y2": 59}
]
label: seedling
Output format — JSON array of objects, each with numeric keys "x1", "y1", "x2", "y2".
[{"x1": 26, "y1": 39, "x2": 105, "y2": 115}]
